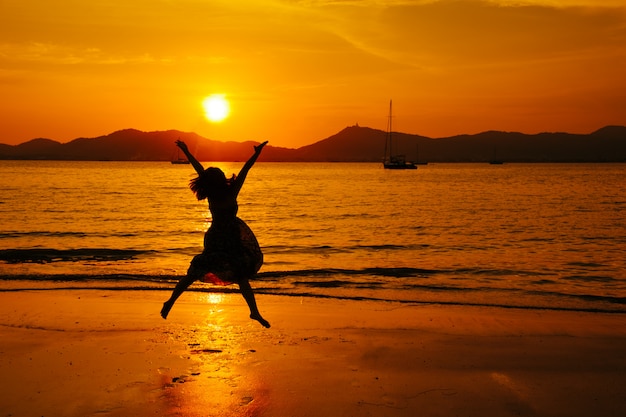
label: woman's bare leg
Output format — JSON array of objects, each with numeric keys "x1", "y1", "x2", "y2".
[
  {"x1": 238, "y1": 278, "x2": 270, "y2": 328},
  {"x1": 161, "y1": 273, "x2": 196, "y2": 319}
]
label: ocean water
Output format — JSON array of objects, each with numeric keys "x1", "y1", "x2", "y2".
[{"x1": 1, "y1": 161, "x2": 625, "y2": 312}]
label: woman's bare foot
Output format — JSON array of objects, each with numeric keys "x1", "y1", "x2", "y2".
[
  {"x1": 250, "y1": 313, "x2": 270, "y2": 328},
  {"x1": 161, "y1": 301, "x2": 173, "y2": 319}
]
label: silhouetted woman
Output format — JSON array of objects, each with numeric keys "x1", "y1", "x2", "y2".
[{"x1": 161, "y1": 139, "x2": 270, "y2": 328}]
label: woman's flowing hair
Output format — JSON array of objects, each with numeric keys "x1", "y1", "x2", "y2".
[{"x1": 190, "y1": 167, "x2": 234, "y2": 200}]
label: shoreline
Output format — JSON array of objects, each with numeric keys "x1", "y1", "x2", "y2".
[
  {"x1": 1, "y1": 277, "x2": 624, "y2": 315},
  {"x1": 1, "y1": 289, "x2": 625, "y2": 416}
]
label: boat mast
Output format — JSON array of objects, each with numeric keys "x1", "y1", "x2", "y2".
[{"x1": 385, "y1": 100, "x2": 393, "y2": 162}]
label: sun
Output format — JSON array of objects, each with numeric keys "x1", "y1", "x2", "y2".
[{"x1": 202, "y1": 94, "x2": 230, "y2": 123}]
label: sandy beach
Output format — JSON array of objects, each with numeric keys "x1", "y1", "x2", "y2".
[{"x1": 1, "y1": 286, "x2": 625, "y2": 417}]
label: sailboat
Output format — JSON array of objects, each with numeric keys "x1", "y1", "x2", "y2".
[
  {"x1": 383, "y1": 100, "x2": 417, "y2": 170},
  {"x1": 171, "y1": 146, "x2": 190, "y2": 165}
]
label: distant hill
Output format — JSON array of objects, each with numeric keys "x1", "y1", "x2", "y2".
[
  {"x1": 0, "y1": 129, "x2": 298, "y2": 162},
  {"x1": 1, "y1": 125, "x2": 625, "y2": 162}
]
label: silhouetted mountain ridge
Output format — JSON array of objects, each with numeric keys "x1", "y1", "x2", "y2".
[{"x1": 1, "y1": 125, "x2": 625, "y2": 162}]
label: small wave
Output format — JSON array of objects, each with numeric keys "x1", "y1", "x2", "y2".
[
  {"x1": 521, "y1": 237, "x2": 555, "y2": 242},
  {"x1": 294, "y1": 280, "x2": 353, "y2": 288},
  {"x1": 565, "y1": 261, "x2": 607, "y2": 268},
  {"x1": 0, "y1": 274, "x2": 177, "y2": 284},
  {"x1": 0, "y1": 231, "x2": 89, "y2": 239},
  {"x1": 524, "y1": 289, "x2": 626, "y2": 307},
  {"x1": 452, "y1": 267, "x2": 552, "y2": 277},
  {"x1": 563, "y1": 275, "x2": 616, "y2": 283},
  {"x1": 257, "y1": 267, "x2": 437, "y2": 279},
  {"x1": 0, "y1": 248, "x2": 153, "y2": 264},
  {"x1": 263, "y1": 245, "x2": 350, "y2": 255},
  {"x1": 350, "y1": 244, "x2": 412, "y2": 250},
  {"x1": 262, "y1": 243, "x2": 426, "y2": 255},
  {"x1": 258, "y1": 266, "x2": 555, "y2": 280},
  {"x1": 0, "y1": 231, "x2": 144, "y2": 239}
]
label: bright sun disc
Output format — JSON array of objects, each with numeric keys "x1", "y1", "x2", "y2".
[{"x1": 202, "y1": 94, "x2": 230, "y2": 122}]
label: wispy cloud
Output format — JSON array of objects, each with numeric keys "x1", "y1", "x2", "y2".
[{"x1": 0, "y1": 42, "x2": 176, "y2": 66}]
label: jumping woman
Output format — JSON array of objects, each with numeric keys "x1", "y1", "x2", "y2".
[{"x1": 161, "y1": 139, "x2": 270, "y2": 328}]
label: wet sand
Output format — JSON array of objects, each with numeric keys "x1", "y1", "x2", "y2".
[{"x1": 1, "y1": 287, "x2": 625, "y2": 417}]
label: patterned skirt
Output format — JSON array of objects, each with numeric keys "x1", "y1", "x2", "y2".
[{"x1": 187, "y1": 217, "x2": 263, "y2": 285}]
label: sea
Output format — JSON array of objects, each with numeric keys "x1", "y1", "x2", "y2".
[{"x1": 1, "y1": 161, "x2": 625, "y2": 313}]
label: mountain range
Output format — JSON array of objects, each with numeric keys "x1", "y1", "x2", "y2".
[{"x1": 1, "y1": 125, "x2": 625, "y2": 162}]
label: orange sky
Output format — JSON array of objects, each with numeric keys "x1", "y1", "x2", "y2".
[{"x1": 2, "y1": 0, "x2": 625, "y2": 148}]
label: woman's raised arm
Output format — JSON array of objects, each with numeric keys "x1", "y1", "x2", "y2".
[
  {"x1": 233, "y1": 141, "x2": 268, "y2": 196},
  {"x1": 176, "y1": 140, "x2": 205, "y2": 176}
]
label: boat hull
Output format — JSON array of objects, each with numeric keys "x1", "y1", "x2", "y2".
[{"x1": 384, "y1": 162, "x2": 417, "y2": 170}]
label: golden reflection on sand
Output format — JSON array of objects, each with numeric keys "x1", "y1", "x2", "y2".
[{"x1": 160, "y1": 294, "x2": 270, "y2": 417}]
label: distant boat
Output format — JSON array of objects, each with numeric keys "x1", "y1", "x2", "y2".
[
  {"x1": 383, "y1": 100, "x2": 417, "y2": 170},
  {"x1": 171, "y1": 147, "x2": 190, "y2": 165}
]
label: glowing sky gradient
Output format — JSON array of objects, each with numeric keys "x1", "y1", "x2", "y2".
[{"x1": 2, "y1": 0, "x2": 625, "y2": 148}]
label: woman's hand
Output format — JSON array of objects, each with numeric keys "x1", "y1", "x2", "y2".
[
  {"x1": 176, "y1": 140, "x2": 189, "y2": 152},
  {"x1": 254, "y1": 141, "x2": 268, "y2": 154}
]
